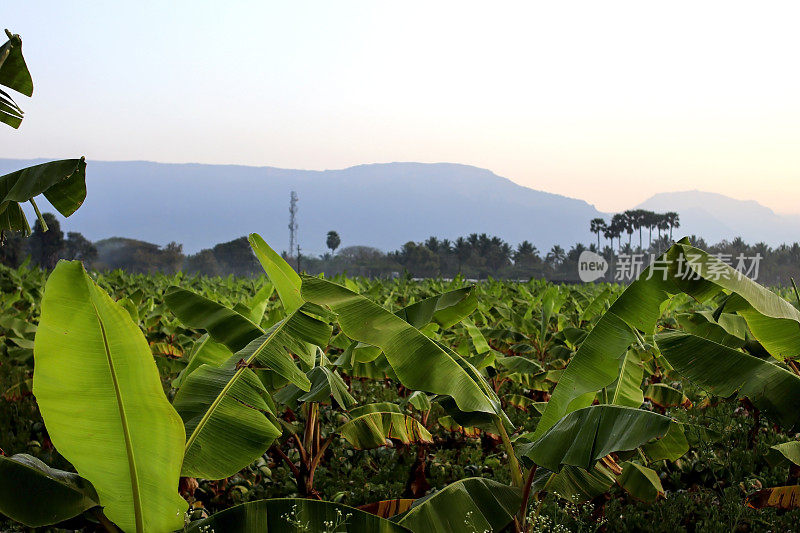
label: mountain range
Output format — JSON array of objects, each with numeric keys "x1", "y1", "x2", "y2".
[{"x1": 1, "y1": 159, "x2": 797, "y2": 254}]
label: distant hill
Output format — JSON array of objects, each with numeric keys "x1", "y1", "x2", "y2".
[
  {"x1": 0, "y1": 159, "x2": 601, "y2": 254},
  {"x1": 636, "y1": 191, "x2": 800, "y2": 245},
  {"x1": 3, "y1": 159, "x2": 798, "y2": 254}
]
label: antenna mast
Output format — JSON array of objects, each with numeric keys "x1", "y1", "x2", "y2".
[{"x1": 288, "y1": 191, "x2": 298, "y2": 258}]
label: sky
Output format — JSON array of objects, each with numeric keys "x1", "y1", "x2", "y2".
[{"x1": 3, "y1": 1, "x2": 800, "y2": 214}]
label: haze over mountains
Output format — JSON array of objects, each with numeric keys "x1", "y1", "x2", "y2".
[
  {"x1": 636, "y1": 191, "x2": 800, "y2": 246},
  {"x1": 2, "y1": 159, "x2": 797, "y2": 254}
]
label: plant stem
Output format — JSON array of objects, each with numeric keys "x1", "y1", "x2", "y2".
[
  {"x1": 29, "y1": 198, "x2": 47, "y2": 232},
  {"x1": 496, "y1": 419, "x2": 523, "y2": 487},
  {"x1": 791, "y1": 277, "x2": 800, "y2": 308},
  {"x1": 272, "y1": 445, "x2": 300, "y2": 478},
  {"x1": 518, "y1": 464, "x2": 538, "y2": 531},
  {"x1": 91, "y1": 508, "x2": 120, "y2": 533}
]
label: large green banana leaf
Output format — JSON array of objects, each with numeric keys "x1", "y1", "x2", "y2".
[
  {"x1": 394, "y1": 477, "x2": 520, "y2": 532},
  {"x1": 642, "y1": 422, "x2": 690, "y2": 462},
  {"x1": 0, "y1": 31, "x2": 32, "y2": 96},
  {"x1": 0, "y1": 30, "x2": 33, "y2": 128},
  {"x1": 656, "y1": 331, "x2": 800, "y2": 431},
  {"x1": 0, "y1": 158, "x2": 87, "y2": 234},
  {"x1": 173, "y1": 306, "x2": 332, "y2": 479},
  {"x1": 33, "y1": 261, "x2": 187, "y2": 533},
  {"x1": 173, "y1": 364, "x2": 281, "y2": 480},
  {"x1": 0, "y1": 454, "x2": 99, "y2": 527},
  {"x1": 187, "y1": 498, "x2": 410, "y2": 532},
  {"x1": 531, "y1": 465, "x2": 616, "y2": 503},
  {"x1": 617, "y1": 461, "x2": 664, "y2": 502},
  {"x1": 172, "y1": 334, "x2": 232, "y2": 388},
  {"x1": 349, "y1": 401, "x2": 404, "y2": 416},
  {"x1": 519, "y1": 405, "x2": 673, "y2": 471},
  {"x1": 671, "y1": 243, "x2": 800, "y2": 360},
  {"x1": 337, "y1": 287, "x2": 478, "y2": 370},
  {"x1": 532, "y1": 262, "x2": 673, "y2": 438},
  {"x1": 165, "y1": 286, "x2": 262, "y2": 352},
  {"x1": 395, "y1": 286, "x2": 477, "y2": 329},
  {"x1": 249, "y1": 233, "x2": 304, "y2": 314},
  {"x1": 301, "y1": 276, "x2": 503, "y2": 417}
]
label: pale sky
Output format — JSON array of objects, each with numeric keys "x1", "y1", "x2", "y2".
[{"x1": 3, "y1": 1, "x2": 800, "y2": 214}]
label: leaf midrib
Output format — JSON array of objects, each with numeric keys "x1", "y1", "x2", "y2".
[
  {"x1": 183, "y1": 317, "x2": 287, "y2": 455},
  {"x1": 91, "y1": 299, "x2": 144, "y2": 533}
]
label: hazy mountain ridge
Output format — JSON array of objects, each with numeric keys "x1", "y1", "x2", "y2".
[
  {"x1": 2, "y1": 159, "x2": 797, "y2": 254},
  {"x1": 636, "y1": 190, "x2": 800, "y2": 245},
  {"x1": 0, "y1": 159, "x2": 601, "y2": 254}
]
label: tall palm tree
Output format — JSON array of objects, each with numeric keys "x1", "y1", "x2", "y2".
[
  {"x1": 657, "y1": 215, "x2": 669, "y2": 240},
  {"x1": 514, "y1": 240, "x2": 538, "y2": 263},
  {"x1": 621, "y1": 211, "x2": 635, "y2": 248},
  {"x1": 453, "y1": 237, "x2": 471, "y2": 272},
  {"x1": 424, "y1": 236, "x2": 440, "y2": 252},
  {"x1": 590, "y1": 218, "x2": 607, "y2": 251},
  {"x1": 546, "y1": 245, "x2": 566, "y2": 266},
  {"x1": 610, "y1": 213, "x2": 627, "y2": 252},
  {"x1": 665, "y1": 212, "x2": 680, "y2": 240}
]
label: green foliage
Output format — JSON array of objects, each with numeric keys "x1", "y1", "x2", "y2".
[{"x1": 1, "y1": 236, "x2": 799, "y2": 531}]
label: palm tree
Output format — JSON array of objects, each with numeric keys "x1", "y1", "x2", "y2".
[
  {"x1": 590, "y1": 218, "x2": 607, "y2": 251},
  {"x1": 665, "y1": 212, "x2": 680, "y2": 240},
  {"x1": 619, "y1": 212, "x2": 635, "y2": 248},
  {"x1": 610, "y1": 213, "x2": 627, "y2": 252},
  {"x1": 645, "y1": 211, "x2": 658, "y2": 247},
  {"x1": 657, "y1": 214, "x2": 669, "y2": 240},
  {"x1": 514, "y1": 240, "x2": 538, "y2": 263},
  {"x1": 568, "y1": 242, "x2": 587, "y2": 262},
  {"x1": 326, "y1": 231, "x2": 341, "y2": 254},
  {"x1": 546, "y1": 245, "x2": 566, "y2": 266},
  {"x1": 424, "y1": 236, "x2": 440, "y2": 252},
  {"x1": 626, "y1": 209, "x2": 648, "y2": 250},
  {"x1": 453, "y1": 237, "x2": 471, "y2": 273}
]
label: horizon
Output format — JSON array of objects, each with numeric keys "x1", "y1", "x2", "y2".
[
  {"x1": 1, "y1": 156, "x2": 786, "y2": 218},
  {"x1": 4, "y1": 2, "x2": 800, "y2": 215}
]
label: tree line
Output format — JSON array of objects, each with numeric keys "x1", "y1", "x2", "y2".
[
  {"x1": 3, "y1": 211, "x2": 800, "y2": 285},
  {"x1": 589, "y1": 209, "x2": 680, "y2": 251}
]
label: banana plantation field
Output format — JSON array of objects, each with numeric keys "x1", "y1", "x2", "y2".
[{"x1": 1, "y1": 235, "x2": 799, "y2": 532}]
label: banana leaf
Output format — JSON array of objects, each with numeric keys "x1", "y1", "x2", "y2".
[
  {"x1": 340, "y1": 412, "x2": 432, "y2": 449},
  {"x1": 395, "y1": 286, "x2": 477, "y2": 329},
  {"x1": 249, "y1": 233, "x2": 304, "y2": 314},
  {"x1": 34, "y1": 261, "x2": 187, "y2": 533},
  {"x1": 656, "y1": 331, "x2": 800, "y2": 431},
  {"x1": 165, "y1": 286, "x2": 262, "y2": 352},
  {"x1": 301, "y1": 276, "x2": 504, "y2": 418},
  {"x1": 186, "y1": 498, "x2": 410, "y2": 532},
  {"x1": 518, "y1": 405, "x2": 673, "y2": 471},
  {"x1": 0, "y1": 159, "x2": 87, "y2": 234},
  {"x1": 0, "y1": 454, "x2": 98, "y2": 527},
  {"x1": 394, "y1": 477, "x2": 520, "y2": 532},
  {"x1": 173, "y1": 306, "x2": 331, "y2": 479},
  {"x1": 617, "y1": 461, "x2": 664, "y2": 502}
]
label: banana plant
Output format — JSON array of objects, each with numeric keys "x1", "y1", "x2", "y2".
[
  {"x1": 0, "y1": 30, "x2": 88, "y2": 236},
  {"x1": 31, "y1": 261, "x2": 187, "y2": 532}
]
